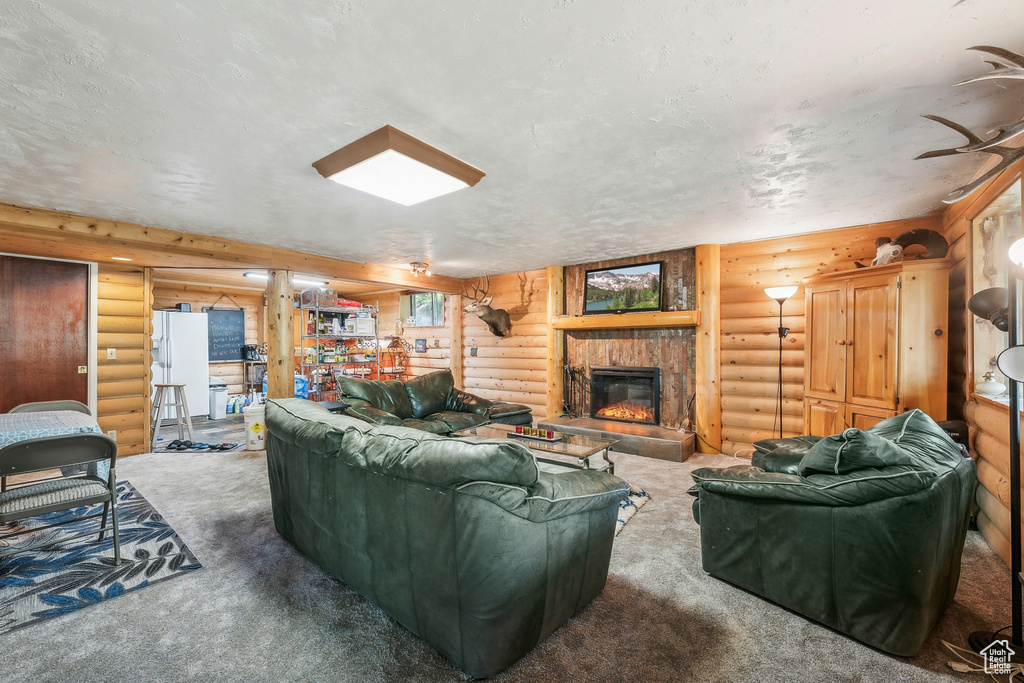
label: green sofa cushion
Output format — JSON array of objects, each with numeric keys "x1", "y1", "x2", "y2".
[
  {"x1": 336, "y1": 376, "x2": 413, "y2": 418},
  {"x1": 400, "y1": 418, "x2": 451, "y2": 435},
  {"x1": 427, "y1": 411, "x2": 490, "y2": 432},
  {"x1": 341, "y1": 423, "x2": 541, "y2": 489},
  {"x1": 265, "y1": 398, "x2": 369, "y2": 455},
  {"x1": 405, "y1": 369, "x2": 454, "y2": 419}
]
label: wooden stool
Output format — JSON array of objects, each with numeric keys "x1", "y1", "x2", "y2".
[{"x1": 151, "y1": 383, "x2": 194, "y2": 450}]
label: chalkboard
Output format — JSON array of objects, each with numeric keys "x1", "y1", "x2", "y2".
[{"x1": 206, "y1": 308, "x2": 246, "y2": 362}]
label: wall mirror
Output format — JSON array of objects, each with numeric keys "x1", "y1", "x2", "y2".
[{"x1": 971, "y1": 179, "x2": 1023, "y2": 400}]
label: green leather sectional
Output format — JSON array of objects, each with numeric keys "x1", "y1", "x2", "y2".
[
  {"x1": 336, "y1": 369, "x2": 533, "y2": 435},
  {"x1": 689, "y1": 409, "x2": 976, "y2": 656},
  {"x1": 265, "y1": 398, "x2": 630, "y2": 677}
]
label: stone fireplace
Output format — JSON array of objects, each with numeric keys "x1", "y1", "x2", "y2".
[{"x1": 590, "y1": 366, "x2": 660, "y2": 425}]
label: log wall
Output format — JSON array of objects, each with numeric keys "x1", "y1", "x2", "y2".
[
  {"x1": 96, "y1": 265, "x2": 151, "y2": 456},
  {"x1": 717, "y1": 216, "x2": 943, "y2": 454},
  {"x1": 965, "y1": 397, "x2": 1023, "y2": 568},
  {"x1": 151, "y1": 282, "x2": 263, "y2": 395},
  {"x1": 462, "y1": 270, "x2": 549, "y2": 418},
  {"x1": 564, "y1": 250, "x2": 696, "y2": 430}
]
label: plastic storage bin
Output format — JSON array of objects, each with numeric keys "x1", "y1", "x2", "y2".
[
  {"x1": 209, "y1": 378, "x2": 228, "y2": 419},
  {"x1": 244, "y1": 403, "x2": 266, "y2": 450}
]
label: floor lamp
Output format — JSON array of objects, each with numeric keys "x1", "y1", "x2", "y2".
[
  {"x1": 764, "y1": 286, "x2": 798, "y2": 440},
  {"x1": 967, "y1": 269, "x2": 1023, "y2": 657}
]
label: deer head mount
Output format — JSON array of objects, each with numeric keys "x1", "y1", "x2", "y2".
[
  {"x1": 916, "y1": 46, "x2": 1024, "y2": 203},
  {"x1": 462, "y1": 275, "x2": 512, "y2": 337}
]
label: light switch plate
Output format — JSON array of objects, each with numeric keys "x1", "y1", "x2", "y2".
[
  {"x1": 77, "y1": 366, "x2": 88, "y2": 374},
  {"x1": 106, "y1": 348, "x2": 117, "y2": 360}
]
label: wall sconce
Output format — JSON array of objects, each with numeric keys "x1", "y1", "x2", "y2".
[{"x1": 410, "y1": 262, "x2": 431, "y2": 277}]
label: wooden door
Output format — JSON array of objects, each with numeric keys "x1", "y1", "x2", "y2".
[
  {"x1": 0, "y1": 256, "x2": 89, "y2": 412},
  {"x1": 804, "y1": 281, "x2": 847, "y2": 401},
  {"x1": 845, "y1": 273, "x2": 898, "y2": 410},
  {"x1": 846, "y1": 404, "x2": 896, "y2": 431},
  {"x1": 805, "y1": 398, "x2": 843, "y2": 437}
]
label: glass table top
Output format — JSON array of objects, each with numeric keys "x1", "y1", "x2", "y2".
[{"x1": 453, "y1": 423, "x2": 615, "y2": 459}]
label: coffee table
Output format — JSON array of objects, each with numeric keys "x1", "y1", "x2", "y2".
[{"x1": 453, "y1": 423, "x2": 617, "y2": 474}]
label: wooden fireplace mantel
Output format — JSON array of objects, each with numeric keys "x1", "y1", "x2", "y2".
[{"x1": 551, "y1": 309, "x2": 700, "y2": 331}]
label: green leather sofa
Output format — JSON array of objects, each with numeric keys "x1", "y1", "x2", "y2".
[
  {"x1": 336, "y1": 368, "x2": 533, "y2": 434},
  {"x1": 689, "y1": 409, "x2": 976, "y2": 656},
  {"x1": 265, "y1": 398, "x2": 630, "y2": 678}
]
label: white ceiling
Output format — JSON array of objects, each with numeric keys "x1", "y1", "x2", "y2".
[{"x1": 1, "y1": 1, "x2": 1022, "y2": 278}]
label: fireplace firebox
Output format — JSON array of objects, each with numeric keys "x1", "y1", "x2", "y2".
[{"x1": 590, "y1": 366, "x2": 660, "y2": 425}]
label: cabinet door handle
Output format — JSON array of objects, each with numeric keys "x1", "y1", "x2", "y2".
[{"x1": 838, "y1": 340, "x2": 846, "y2": 346}]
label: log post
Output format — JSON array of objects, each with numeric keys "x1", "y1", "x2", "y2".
[
  {"x1": 450, "y1": 294, "x2": 464, "y2": 388},
  {"x1": 267, "y1": 270, "x2": 294, "y2": 399},
  {"x1": 546, "y1": 265, "x2": 565, "y2": 419},
  {"x1": 695, "y1": 244, "x2": 722, "y2": 453}
]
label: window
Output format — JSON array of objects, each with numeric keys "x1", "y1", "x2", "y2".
[{"x1": 401, "y1": 292, "x2": 445, "y2": 327}]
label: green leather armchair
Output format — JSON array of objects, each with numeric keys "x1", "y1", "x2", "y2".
[
  {"x1": 689, "y1": 409, "x2": 976, "y2": 656},
  {"x1": 265, "y1": 398, "x2": 630, "y2": 677},
  {"x1": 336, "y1": 368, "x2": 533, "y2": 434}
]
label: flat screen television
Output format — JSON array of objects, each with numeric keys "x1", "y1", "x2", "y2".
[{"x1": 583, "y1": 261, "x2": 663, "y2": 314}]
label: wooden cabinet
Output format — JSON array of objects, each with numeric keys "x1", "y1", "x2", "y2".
[{"x1": 803, "y1": 260, "x2": 948, "y2": 436}]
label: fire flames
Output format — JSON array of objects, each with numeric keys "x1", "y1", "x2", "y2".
[{"x1": 596, "y1": 401, "x2": 655, "y2": 423}]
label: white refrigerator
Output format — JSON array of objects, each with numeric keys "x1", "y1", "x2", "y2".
[{"x1": 151, "y1": 310, "x2": 210, "y2": 420}]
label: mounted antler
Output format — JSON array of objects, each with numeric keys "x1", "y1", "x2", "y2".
[
  {"x1": 917, "y1": 46, "x2": 1024, "y2": 203},
  {"x1": 462, "y1": 275, "x2": 512, "y2": 337}
]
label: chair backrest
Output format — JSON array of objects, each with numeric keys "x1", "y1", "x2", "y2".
[
  {"x1": 0, "y1": 433, "x2": 116, "y2": 479},
  {"x1": 9, "y1": 400, "x2": 92, "y2": 416}
]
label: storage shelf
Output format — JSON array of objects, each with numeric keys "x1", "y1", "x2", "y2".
[{"x1": 301, "y1": 333, "x2": 376, "y2": 340}]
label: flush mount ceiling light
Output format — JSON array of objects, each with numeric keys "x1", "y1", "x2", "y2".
[
  {"x1": 410, "y1": 262, "x2": 431, "y2": 277},
  {"x1": 243, "y1": 272, "x2": 328, "y2": 287},
  {"x1": 312, "y1": 125, "x2": 485, "y2": 206}
]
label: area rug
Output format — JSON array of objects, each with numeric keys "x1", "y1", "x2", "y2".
[
  {"x1": 616, "y1": 485, "x2": 651, "y2": 535},
  {"x1": 0, "y1": 480, "x2": 202, "y2": 634}
]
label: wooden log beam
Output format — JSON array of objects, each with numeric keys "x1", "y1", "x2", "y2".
[
  {"x1": 695, "y1": 244, "x2": 721, "y2": 454},
  {"x1": 0, "y1": 201, "x2": 464, "y2": 292},
  {"x1": 450, "y1": 295, "x2": 464, "y2": 388},
  {"x1": 267, "y1": 270, "x2": 294, "y2": 400},
  {"x1": 546, "y1": 265, "x2": 565, "y2": 420}
]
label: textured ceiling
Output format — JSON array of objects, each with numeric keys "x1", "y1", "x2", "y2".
[{"x1": 1, "y1": 1, "x2": 1022, "y2": 278}]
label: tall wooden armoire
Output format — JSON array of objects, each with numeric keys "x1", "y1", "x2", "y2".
[{"x1": 803, "y1": 259, "x2": 949, "y2": 436}]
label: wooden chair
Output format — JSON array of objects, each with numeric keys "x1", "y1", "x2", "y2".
[{"x1": 0, "y1": 432, "x2": 120, "y2": 565}]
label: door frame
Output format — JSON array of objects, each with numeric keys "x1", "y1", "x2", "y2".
[{"x1": 0, "y1": 252, "x2": 98, "y2": 413}]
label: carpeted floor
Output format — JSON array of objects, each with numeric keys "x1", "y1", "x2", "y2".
[{"x1": 1, "y1": 449, "x2": 1010, "y2": 682}]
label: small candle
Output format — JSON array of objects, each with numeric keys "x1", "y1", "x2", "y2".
[
  {"x1": 547, "y1": 430, "x2": 554, "y2": 439},
  {"x1": 515, "y1": 425, "x2": 523, "y2": 434}
]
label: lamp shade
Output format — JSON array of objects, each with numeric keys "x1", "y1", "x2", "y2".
[
  {"x1": 998, "y1": 345, "x2": 1024, "y2": 382},
  {"x1": 764, "y1": 286, "x2": 798, "y2": 303},
  {"x1": 1009, "y1": 237, "x2": 1024, "y2": 268},
  {"x1": 967, "y1": 287, "x2": 1010, "y2": 332}
]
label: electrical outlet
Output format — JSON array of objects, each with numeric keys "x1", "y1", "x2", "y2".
[
  {"x1": 106, "y1": 348, "x2": 117, "y2": 360},
  {"x1": 106, "y1": 430, "x2": 117, "y2": 442},
  {"x1": 77, "y1": 366, "x2": 88, "y2": 374},
  {"x1": 470, "y1": 347, "x2": 478, "y2": 356}
]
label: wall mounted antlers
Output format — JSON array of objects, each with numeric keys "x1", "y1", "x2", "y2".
[
  {"x1": 462, "y1": 275, "x2": 512, "y2": 337},
  {"x1": 917, "y1": 46, "x2": 1024, "y2": 203}
]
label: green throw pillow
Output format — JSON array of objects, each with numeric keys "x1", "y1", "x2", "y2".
[{"x1": 798, "y1": 428, "x2": 915, "y2": 476}]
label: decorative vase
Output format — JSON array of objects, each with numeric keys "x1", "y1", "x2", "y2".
[{"x1": 976, "y1": 371, "x2": 1007, "y2": 396}]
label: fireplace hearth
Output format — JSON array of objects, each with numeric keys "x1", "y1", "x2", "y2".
[{"x1": 590, "y1": 366, "x2": 660, "y2": 426}]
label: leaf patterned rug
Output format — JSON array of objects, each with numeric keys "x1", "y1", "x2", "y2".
[{"x1": 0, "y1": 480, "x2": 202, "y2": 634}]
